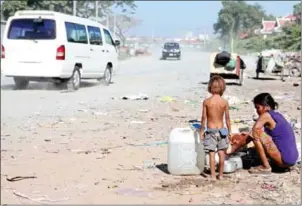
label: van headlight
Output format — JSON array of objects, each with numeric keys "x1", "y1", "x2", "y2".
[{"x1": 163, "y1": 49, "x2": 167, "y2": 52}]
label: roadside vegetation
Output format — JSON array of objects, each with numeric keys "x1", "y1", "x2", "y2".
[{"x1": 212, "y1": 1, "x2": 301, "y2": 53}]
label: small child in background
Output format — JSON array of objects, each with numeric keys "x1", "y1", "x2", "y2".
[{"x1": 200, "y1": 75, "x2": 231, "y2": 180}]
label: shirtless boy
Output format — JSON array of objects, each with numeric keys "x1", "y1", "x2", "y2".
[{"x1": 200, "y1": 75, "x2": 231, "y2": 180}]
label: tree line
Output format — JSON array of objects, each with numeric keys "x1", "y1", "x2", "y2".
[
  {"x1": 213, "y1": 1, "x2": 301, "y2": 52},
  {"x1": 1, "y1": 0, "x2": 140, "y2": 45}
]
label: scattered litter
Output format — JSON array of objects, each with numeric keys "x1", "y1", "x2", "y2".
[
  {"x1": 130, "y1": 120, "x2": 145, "y2": 124},
  {"x1": 116, "y1": 188, "x2": 152, "y2": 198},
  {"x1": 232, "y1": 119, "x2": 247, "y2": 123},
  {"x1": 293, "y1": 83, "x2": 299, "y2": 87},
  {"x1": 93, "y1": 111, "x2": 108, "y2": 116},
  {"x1": 261, "y1": 183, "x2": 277, "y2": 191},
  {"x1": 294, "y1": 122, "x2": 301, "y2": 130},
  {"x1": 45, "y1": 150, "x2": 60, "y2": 154},
  {"x1": 142, "y1": 160, "x2": 156, "y2": 169},
  {"x1": 160, "y1": 96, "x2": 175, "y2": 102},
  {"x1": 229, "y1": 106, "x2": 239, "y2": 111},
  {"x1": 7, "y1": 176, "x2": 37, "y2": 182},
  {"x1": 12, "y1": 190, "x2": 69, "y2": 204},
  {"x1": 224, "y1": 96, "x2": 241, "y2": 105},
  {"x1": 171, "y1": 107, "x2": 179, "y2": 112},
  {"x1": 184, "y1": 100, "x2": 198, "y2": 105},
  {"x1": 127, "y1": 141, "x2": 168, "y2": 147},
  {"x1": 108, "y1": 185, "x2": 118, "y2": 189},
  {"x1": 121, "y1": 93, "x2": 149, "y2": 100},
  {"x1": 274, "y1": 95, "x2": 294, "y2": 100},
  {"x1": 77, "y1": 109, "x2": 88, "y2": 112},
  {"x1": 138, "y1": 109, "x2": 149, "y2": 113}
]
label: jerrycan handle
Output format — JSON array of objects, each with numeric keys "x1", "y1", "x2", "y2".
[{"x1": 179, "y1": 128, "x2": 192, "y2": 133}]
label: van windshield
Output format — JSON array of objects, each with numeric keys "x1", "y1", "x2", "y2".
[{"x1": 8, "y1": 19, "x2": 56, "y2": 40}]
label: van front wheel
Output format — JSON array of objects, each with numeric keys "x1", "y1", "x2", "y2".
[
  {"x1": 14, "y1": 77, "x2": 29, "y2": 89},
  {"x1": 67, "y1": 69, "x2": 81, "y2": 90},
  {"x1": 97, "y1": 66, "x2": 112, "y2": 86}
]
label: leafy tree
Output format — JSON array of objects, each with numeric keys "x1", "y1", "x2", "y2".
[
  {"x1": 214, "y1": 1, "x2": 274, "y2": 39},
  {"x1": 75, "y1": 1, "x2": 136, "y2": 19},
  {"x1": 101, "y1": 14, "x2": 141, "y2": 44},
  {"x1": 1, "y1": 0, "x2": 136, "y2": 20},
  {"x1": 293, "y1": 3, "x2": 301, "y2": 24}
]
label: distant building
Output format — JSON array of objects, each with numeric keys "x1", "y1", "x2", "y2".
[
  {"x1": 254, "y1": 14, "x2": 296, "y2": 36},
  {"x1": 198, "y1": 34, "x2": 209, "y2": 41}
]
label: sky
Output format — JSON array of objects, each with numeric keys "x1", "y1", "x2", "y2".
[{"x1": 114, "y1": 1, "x2": 300, "y2": 38}]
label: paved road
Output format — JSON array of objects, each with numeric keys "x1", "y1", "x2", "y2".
[{"x1": 1, "y1": 50, "x2": 212, "y2": 124}]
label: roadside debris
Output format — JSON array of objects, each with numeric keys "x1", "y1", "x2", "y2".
[
  {"x1": 142, "y1": 160, "x2": 156, "y2": 169},
  {"x1": 116, "y1": 188, "x2": 152, "y2": 198},
  {"x1": 121, "y1": 93, "x2": 149, "y2": 100},
  {"x1": 127, "y1": 141, "x2": 168, "y2": 147},
  {"x1": 160, "y1": 96, "x2": 175, "y2": 102},
  {"x1": 12, "y1": 190, "x2": 69, "y2": 204},
  {"x1": 293, "y1": 83, "x2": 299, "y2": 87},
  {"x1": 130, "y1": 120, "x2": 145, "y2": 124},
  {"x1": 229, "y1": 106, "x2": 239, "y2": 111},
  {"x1": 6, "y1": 176, "x2": 37, "y2": 182},
  {"x1": 92, "y1": 111, "x2": 108, "y2": 116},
  {"x1": 184, "y1": 100, "x2": 198, "y2": 105}
]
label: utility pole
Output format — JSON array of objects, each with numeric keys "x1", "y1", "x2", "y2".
[
  {"x1": 106, "y1": 15, "x2": 109, "y2": 28},
  {"x1": 113, "y1": 14, "x2": 116, "y2": 39},
  {"x1": 73, "y1": 0, "x2": 77, "y2": 16},
  {"x1": 95, "y1": 1, "x2": 98, "y2": 19}
]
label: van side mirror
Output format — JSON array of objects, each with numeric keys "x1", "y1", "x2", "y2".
[{"x1": 114, "y1": 40, "x2": 120, "y2": 47}]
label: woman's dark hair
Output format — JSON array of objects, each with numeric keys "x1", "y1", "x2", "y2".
[{"x1": 253, "y1": 93, "x2": 279, "y2": 110}]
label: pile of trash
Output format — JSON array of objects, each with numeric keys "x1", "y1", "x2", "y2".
[
  {"x1": 214, "y1": 51, "x2": 236, "y2": 70},
  {"x1": 214, "y1": 51, "x2": 246, "y2": 71}
]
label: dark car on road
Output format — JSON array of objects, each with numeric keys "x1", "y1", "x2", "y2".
[{"x1": 161, "y1": 42, "x2": 181, "y2": 60}]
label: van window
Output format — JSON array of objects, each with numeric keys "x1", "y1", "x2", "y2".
[
  {"x1": 65, "y1": 22, "x2": 88, "y2": 44},
  {"x1": 103, "y1": 29, "x2": 114, "y2": 46},
  {"x1": 87, "y1": 26, "x2": 103, "y2": 45},
  {"x1": 8, "y1": 18, "x2": 56, "y2": 40}
]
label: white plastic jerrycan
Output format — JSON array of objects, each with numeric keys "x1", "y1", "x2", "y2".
[{"x1": 168, "y1": 127, "x2": 205, "y2": 175}]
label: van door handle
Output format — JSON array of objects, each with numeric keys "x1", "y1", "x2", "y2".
[
  {"x1": 102, "y1": 50, "x2": 105, "y2": 52},
  {"x1": 106, "y1": 50, "x2": 109, "y2": 53},
  {"x1": 90, "y1": 48, "x2": 94, "y2": 51}
]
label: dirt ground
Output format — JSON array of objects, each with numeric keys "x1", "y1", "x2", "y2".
[{"x1": 1, "y1": 54, "x2": 301, "y2": 204}]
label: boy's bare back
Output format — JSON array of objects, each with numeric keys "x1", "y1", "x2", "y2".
[{"x1": 203, "y1": 95, "x2": 229, "y2": 129}]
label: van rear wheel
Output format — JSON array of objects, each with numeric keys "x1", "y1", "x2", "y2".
[
  {"x1": 14, "y1": 77, "x2": 29, "y2": 89},
  {"x1": 67, "y1": 69, "x2": 81, "y2": 91}
]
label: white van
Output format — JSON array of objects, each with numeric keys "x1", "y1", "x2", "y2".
[{"x1": 1, "y1": 10, "x2": 120, "y2": 90}]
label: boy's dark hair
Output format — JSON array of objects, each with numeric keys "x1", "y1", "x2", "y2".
[
  {"x1": 208, "y1": 75, "x2": 226, "y2": 96},
  {"x1": 253, "y1": 93, "x2": 279, "y2": 110}
]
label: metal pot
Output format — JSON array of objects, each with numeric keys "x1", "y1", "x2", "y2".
[
  {"x1": 223, "y1": 160, "x2": 237, "y2": 173},
  {"x1": 229, "y1": 156, "x2": 243, "y2": 169}
]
